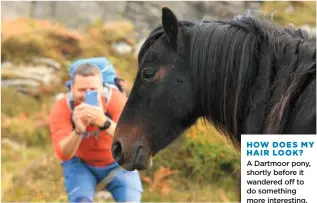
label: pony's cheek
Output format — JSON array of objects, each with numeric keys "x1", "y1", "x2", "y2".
[
  {"x1": 177, "y1": 79, "x2": 183, "y2": 85},
  {"x1": 154, "y1": 66, "x2": 169, "y2": 81}
]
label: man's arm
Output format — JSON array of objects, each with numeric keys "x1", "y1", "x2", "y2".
[
  {"x1": 84, "y1": 107, "x2": 117, "y2": 137},
  {"x1": 84, "y1": 88, "x2": 127, "y2": 137},
  {"x1": 49, "y1": 100, "x2": 88, "y2": 160},
  {"x1": 99, "y1": 116, "x2": 117, "y2": 137},
  {"x1": 59, "y1": 130, "x2": 83, "y2": 159}
]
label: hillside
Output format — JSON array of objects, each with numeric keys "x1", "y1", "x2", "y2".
[
  {"x1": 1, "y1": 17, "x2": 240, "y2": 202},
  {"x1": 2, "y1": 2, "x2": 315, "y2": 202}
]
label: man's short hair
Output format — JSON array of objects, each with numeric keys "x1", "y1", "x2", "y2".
[{"x1": 71, "y1": 63, "x2": 102, "y2": 84}]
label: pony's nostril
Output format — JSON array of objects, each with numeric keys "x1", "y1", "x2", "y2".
[{"x1": 112, "y1": 141, "x2": 124, "y2": 164}]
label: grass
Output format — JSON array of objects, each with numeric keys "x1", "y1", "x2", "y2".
[
  {"x1": 3, "y1": 3, "x2": 315, "y2": 201},
  {"x1": 1, "y1": 16, "x2": 239, "y2": 202},
  {"x1": 1, "y1": 144, "x2": 52, "y2": 199},
  {"x1": 263, "y1": 1, "x2": 316, "y2": 27},
  {"x1": 2, "y1": 143, "x2": 239, "y2": 202},
  {"x1": 140, "y1": 182, "x2": 238, "y2": 202},
  {"x1": 1, "y1": 90, "x2": 240, "y2": 202},
  {"x1": 1, "y1": 116, "x2": 240, "y2": 202}
]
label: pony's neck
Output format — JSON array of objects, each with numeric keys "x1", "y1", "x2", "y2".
[
  {"x1": 187, "y1": 17, "x2": 314, "y2": 139},
  {"x1": 188, "y1": 20, "x2": 260, "y2": 140}
]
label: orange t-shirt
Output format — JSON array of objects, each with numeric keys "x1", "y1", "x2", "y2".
[{"x1": 49, "y1": 88, "x2": 127, "y2": 167}]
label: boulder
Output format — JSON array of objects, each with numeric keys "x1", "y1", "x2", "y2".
[{"x1": 1, "y1": 57, "x2": 62, "y2": 97}]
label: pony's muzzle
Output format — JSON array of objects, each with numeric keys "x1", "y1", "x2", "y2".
[
  {"x1": 111, "y1": 137, "x2": 152, "y2": 171},
  {"x1": 111, "y1": 140, "x2": 124, "y2": 165}
]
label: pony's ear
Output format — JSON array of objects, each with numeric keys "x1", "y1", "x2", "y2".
[{"x1": 162, "y1": 7, "x2": 182, "y2": 51}]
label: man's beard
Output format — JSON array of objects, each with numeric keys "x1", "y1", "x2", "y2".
[{"x1": 73, "y1": 94, "x2": 85, "y2": 104}]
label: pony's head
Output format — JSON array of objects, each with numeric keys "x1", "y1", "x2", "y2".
[
  {"x1": 111, "y1": 7, "x2": 198, "y2": 171},
  {"x1": 111, "y1": 6, "x2": 316, "y2": 171}
]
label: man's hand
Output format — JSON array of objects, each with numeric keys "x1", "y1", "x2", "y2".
[
  {"x1": 83, "y1": 104, "x2": 107, "y2": 127},
  {"x1": 73, "y1": 103, "x2": 91, "y2": 133}
]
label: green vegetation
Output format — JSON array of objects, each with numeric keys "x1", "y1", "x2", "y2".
[
  {"x1": 2, "y1": 2, "x2": 315, "y2": 201},
  {"x1": 263, "y1": 1, "x2": 316, "y2": 27},
  {"x1": 1, "y1": 17, "x2": 239, "y2": 202}
]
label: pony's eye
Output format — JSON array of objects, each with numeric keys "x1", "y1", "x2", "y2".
[{"x1": 141, "y1": 67, "x2": 156, "y2": 82}]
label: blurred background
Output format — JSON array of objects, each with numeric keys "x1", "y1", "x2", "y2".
[{"x1": 1, "y1": 1, "x2": 316, "y2": 202}]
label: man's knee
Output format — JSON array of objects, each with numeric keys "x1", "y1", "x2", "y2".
[
  {"x1": 106, "y1": 169, "x2": 143, "y2": 202},
  {"x1": 112, "y1": 187, "x2": 142, "y2": 203},
  {"x1": 61, "y1": 157, "x2": 97, "y2": 202},
  {"x1": 66, "y1": 185, "x2": 96, "y2": 203},
  {"x1": 71, "y1": 196, "x2": 93, "y2": 203},
  {"x1": 109, "y1": 169, "x2": 143, "y2": 189},
  {"x1": 123, "y1": 202, "x2": 140, "y2": 203}
]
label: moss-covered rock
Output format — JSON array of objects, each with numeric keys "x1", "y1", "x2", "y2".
[
  {"x1": 2, "y1": 58, "x2": 63, "y2": 97},
  {"x1": 1, "y1": 18, "x2": 82, "y2": 64},
  {"x1": 1, "y1": 18, "x2": 139, "y2": 99}
]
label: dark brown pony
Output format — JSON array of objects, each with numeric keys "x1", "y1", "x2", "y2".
[{"x1": 111, "y1": 7, "x2": 316, "y2": 171}]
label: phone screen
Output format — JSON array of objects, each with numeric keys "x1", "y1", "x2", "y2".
[{"x1": 85, "y1": 91, "x2": 99, "y2": 106}]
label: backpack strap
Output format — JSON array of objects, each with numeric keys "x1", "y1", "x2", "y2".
[
  {"x1": 102, "y1": 83, "x2": 113, "y2": 109},
  {"x1": 102, "y1": 84, "x2": 113, "y2": 120},
  {"x1": 66, "y1": 92, "x2": 76, "y2": 129}
]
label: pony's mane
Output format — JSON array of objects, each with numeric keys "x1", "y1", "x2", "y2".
[
  {"x1": 138, "y1": 12, "x2": 316, "y2": 143},
  {"x1": 188, "y1": 13, "x2": 315, "y2": 142}
]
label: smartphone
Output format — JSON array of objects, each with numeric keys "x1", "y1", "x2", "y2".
[{"x1": 85, "y1": 90, "x2": 99, "y2": 106}]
